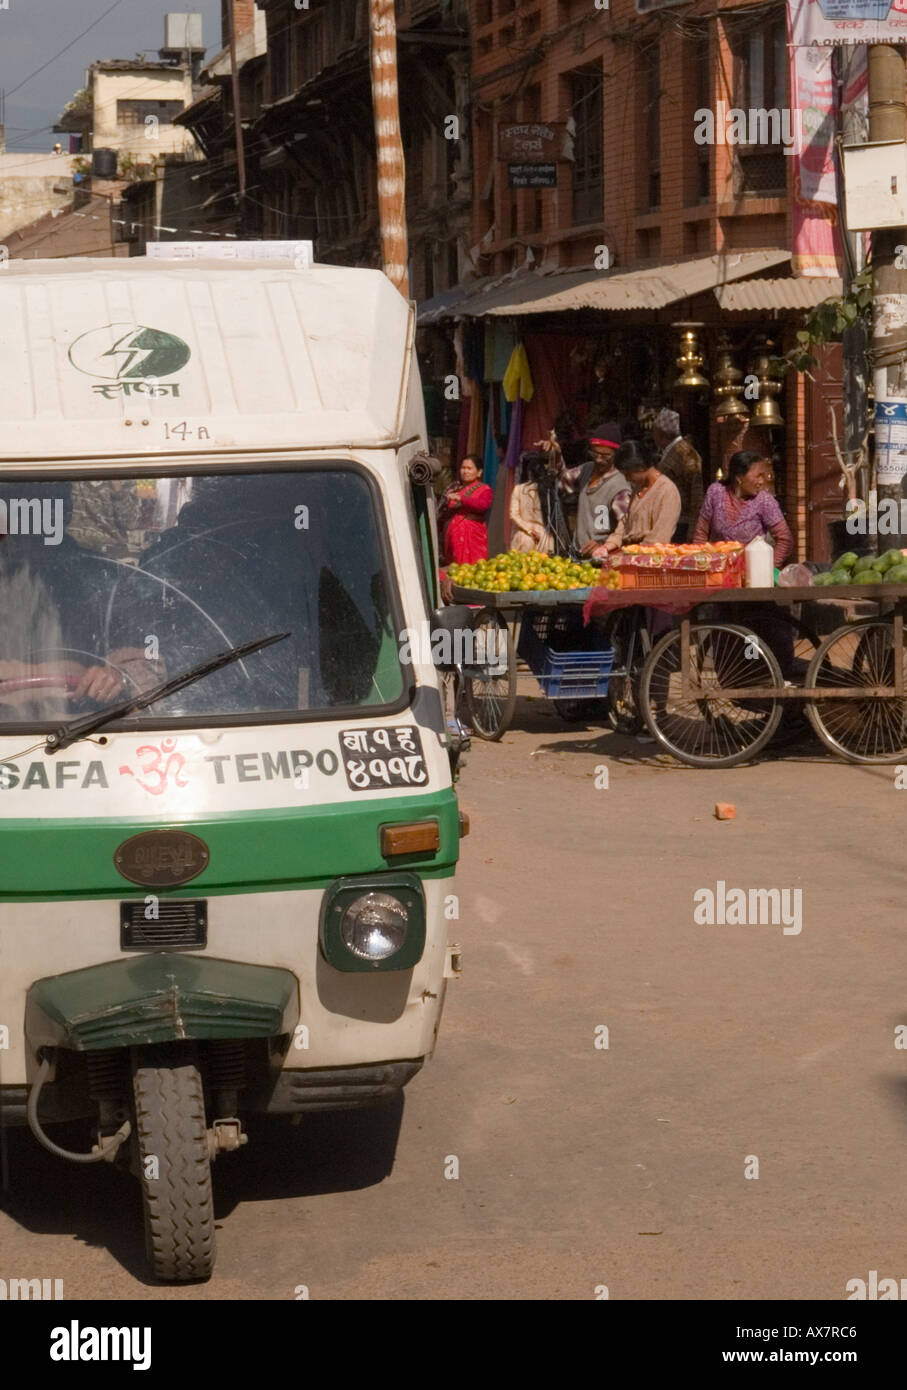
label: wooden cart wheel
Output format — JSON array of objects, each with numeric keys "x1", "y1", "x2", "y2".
[
  {"x1": 464, "y1": 609, "x2": 516, "y2": 741},
  {"x1": 804, "y1": 617, "x2": 907, "y2": 763},
  {"x1": 639, "y1": 622, "x2": 784, "y2": 768}
]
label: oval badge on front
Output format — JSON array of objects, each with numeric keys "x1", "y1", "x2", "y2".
[{"x1": 114, "y1": 829, "x2": 210, "y2": 887}]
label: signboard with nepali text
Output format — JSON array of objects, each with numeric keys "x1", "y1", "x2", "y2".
[
  {"x1": 497, "y1": 123, "x2": 568, "y2": 163},
  {"x1": 790, "y1": 0, "x2": 907, "y2": 45}
]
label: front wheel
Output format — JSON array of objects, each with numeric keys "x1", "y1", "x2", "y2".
[
  {"x1": 464, "y1": 609, "x2": 516, "y2": 740},
  {"x1": 132, "y1": 1046, "x2": 215, "y2": 1283}
]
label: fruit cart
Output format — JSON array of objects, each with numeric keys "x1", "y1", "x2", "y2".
[
  {"x1": 445, "y1": 552, "x2": 609, "y2": 739},
  {"x1": 584, "y1": 579, "x2": 907, "y2": 767},
  {"x1": 448, "y1": 583, "x2": 619, "y2": 739}
]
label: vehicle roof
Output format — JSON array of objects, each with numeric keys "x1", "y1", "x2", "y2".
[{"x1": 0, "y1": 258, "x2": 417, "y2": 461}]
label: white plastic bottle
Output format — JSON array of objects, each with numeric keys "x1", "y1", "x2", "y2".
[{"x1": 745, "y1": 534, "x2": 774, "y2": 588}]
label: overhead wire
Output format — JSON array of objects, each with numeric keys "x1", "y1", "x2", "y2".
[{"x1": 1, "y1": 0, "x2": 126, "y2": 100}]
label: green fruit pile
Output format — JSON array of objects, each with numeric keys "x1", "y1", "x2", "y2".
[
  {"x1": 812, "y1": 548, "x2": 907, "y2": 587},
  {"x1": 448, "y1": 551, "x2": 602, "y2": 593}
]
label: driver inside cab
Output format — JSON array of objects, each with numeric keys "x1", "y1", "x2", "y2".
[{"x1": 0, "y1": 481, "x2": 154, "y2": 715}]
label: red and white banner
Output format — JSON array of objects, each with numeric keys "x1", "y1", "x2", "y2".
[{"x1": 790, "y1": 41, "x2": 841, "y2": 274}]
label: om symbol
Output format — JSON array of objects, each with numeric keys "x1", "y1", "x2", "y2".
[{"x1": 119, "y1": 738, "x2": 189, "y2": 796}]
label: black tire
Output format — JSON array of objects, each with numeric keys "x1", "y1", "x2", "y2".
[
  {"x1": 465, "y1": 609, "x2": 516, "y2": 740},
  {"x1": 804, "y1": 617, "x2": 907, "y2": 763},
  {"x1": 639, "y1": 622, "x2": 784, "y2": 768},
  {"x1": 602, "y1": 609, "x2": 652, "y2": 734},
  {"x1": 132, "y1": 1047, "x2": 215, "y2": 1283}
]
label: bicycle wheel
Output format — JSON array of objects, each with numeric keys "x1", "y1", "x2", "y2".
[
  {"x1": 804, "y1": 618, "x2": 907, "y2": 763},
  {"x1": 602, "y1": 608, "x2": 652, "y2": 734},
  {"x1": 464, "y1": 609, "x2": 516, "y2": 741},
  {"x1": 639, "y1": 622, "x2": 784, "y2": 768}
]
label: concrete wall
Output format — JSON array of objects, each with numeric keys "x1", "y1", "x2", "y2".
[
  {"x1": 92, "y1": 68, "x2": 198, "y2": 159},
  {"x1": 0, "y1": 152, "x2": 78, "y2": 241}
]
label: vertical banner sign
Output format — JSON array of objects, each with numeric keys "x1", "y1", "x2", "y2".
[
  {"x1": 789, "y1": 29, "x2": 842, "y2": 276},
  {"x1": 369, "y1": 0, "x2": 409, "y2": 299}
]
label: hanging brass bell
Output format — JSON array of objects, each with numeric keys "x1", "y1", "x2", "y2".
[
  {"x1": 673, "y1": 324, "x2": 709, "y2": 389},
  {"x1": 752, "y1": 395, "x2": 784, "y2": 427}
]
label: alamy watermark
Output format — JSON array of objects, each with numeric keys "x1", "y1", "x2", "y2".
[
  {"x1": 0, "y1": 495, "x2": 64, "y2": 545},
  {"x1": 0, "y1": 1276, "x2": 63, "y2": 1299},
  {"x1": 693, "y1": 102, "x2": 804, "y2": 155},
  {"x1": 398, "y1": 622, "x2": 508, "y2": 668},
  {"x1": 693, "y1": 881, "x2": 802, "y2": 935},
  {"x1": 845, "y1": 496, "x2": 907, "y2": 536}
]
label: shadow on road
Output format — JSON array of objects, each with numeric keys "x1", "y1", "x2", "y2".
[
  {"x1": 0, "y1": 1098, "x2": 404, "y2": 1286},
  {"x1": 0, "y1": 1121, "x2": 149, "y2": 1282}
]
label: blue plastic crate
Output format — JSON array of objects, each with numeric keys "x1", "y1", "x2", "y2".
[{"x1": 517, "y1": 612, "x2": 614, "y2": 699}]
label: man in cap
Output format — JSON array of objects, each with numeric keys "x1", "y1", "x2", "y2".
[
  {"x1": 537, "y1": 422, "x2": 631, "y2": 556},
  {"x1": 651, "y1": 408, "x2": 703, "y2": 543}
]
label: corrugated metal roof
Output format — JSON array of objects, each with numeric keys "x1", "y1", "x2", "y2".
[
  {"x1": 714, "y1": 276, "x2": 844, "y2": 311},
  {"x1": 423, "y1": 250, "x2": 792, "y2": 319}
]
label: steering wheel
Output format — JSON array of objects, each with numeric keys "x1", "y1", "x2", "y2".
[{"x1": 0, "y1": 675, "x2": 80, "y2": 694}]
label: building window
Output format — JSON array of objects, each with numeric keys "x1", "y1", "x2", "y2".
[
  {"x1": 639, "y1": 41, "x2": 660, "y2": 211},
  {"x1": 117, "y1": 99, "x2": 184, "y2": 125},
  {"x1": 570, "y1": 67, "x2": 603, "y2": 226},
  {"x1": 733, "y1": 17, "x2": 788, "y2": 196},
  {"x1": 270, "y1": 24, "x2": 291, "y2": 101},
  {"x1": 295, "y1": 12, "x2": 327, "y2": 86}
]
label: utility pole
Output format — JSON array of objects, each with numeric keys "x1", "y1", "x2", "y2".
[
  {"x1": 836, "y1": 47, "x2": 867, "y2": 508},
  {"x1": 368, "y1": 0, "x2": 409, "y2": 298},
  {"x1": 226, "y1": 0, "x2": 247, "y2": 227},
  {"x1": 868, "y1": 42, "x2": 907, "y2": 548}
]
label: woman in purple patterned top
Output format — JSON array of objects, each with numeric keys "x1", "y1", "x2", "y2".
[{"x1": 692, "y1": 451, "x2": 793, "y2": 567}]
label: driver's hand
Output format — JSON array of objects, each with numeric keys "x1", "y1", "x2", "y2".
[{"x1": 74, "y1": 666, "x2": 126, "y2": 703}]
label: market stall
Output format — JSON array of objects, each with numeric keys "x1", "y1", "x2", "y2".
[
  {"x1": 584, "y1": 543, "x2": 907, "y2": 767},
  {"x1": 449, "y1": 541, "x2": 907, "y2": 766}
]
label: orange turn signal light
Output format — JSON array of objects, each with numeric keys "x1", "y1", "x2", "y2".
[{"x1": 380, "y1": 819, "x2": 440, "y2": 857}]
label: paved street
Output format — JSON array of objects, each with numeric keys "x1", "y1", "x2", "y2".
[{"x1": 2, "y1": 683, "x2": 906, "y2": 1300}]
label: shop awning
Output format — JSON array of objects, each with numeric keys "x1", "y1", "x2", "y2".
[
  {"x1": 714, "y1": 276, "x2": 844, "y2": 311},
  {"x1": 420, "y1": 250, "x2": 792, "y2": 321},
  {"x1": 418, "y1": 276, "x2": 497, "y2": 324}
]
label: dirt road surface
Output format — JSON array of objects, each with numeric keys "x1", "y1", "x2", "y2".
[{"x1": 2, "y1": 690, "x2": 905, "y2": 1300}]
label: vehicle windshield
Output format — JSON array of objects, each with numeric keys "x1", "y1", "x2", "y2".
[{"x1": 0, "y1": 467, "x2": 405, "y2": 729}]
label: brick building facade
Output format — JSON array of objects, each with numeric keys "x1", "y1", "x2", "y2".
[{"x1": 422, "y1": 0, "x2": 844, "y2": 560}]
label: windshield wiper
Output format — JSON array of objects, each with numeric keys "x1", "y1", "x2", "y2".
[{"x1": 44, "y1": 632, "x2": 290, "y2": 754}]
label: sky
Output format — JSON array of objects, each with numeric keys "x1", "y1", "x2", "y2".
[{"x1": 0, "y1": 0, "x2": 223, "y2": 152}]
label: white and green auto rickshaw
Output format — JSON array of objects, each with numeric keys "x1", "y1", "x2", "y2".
[{"x1": 0, "y1": 249, "x2": 466, "y2": 1281}]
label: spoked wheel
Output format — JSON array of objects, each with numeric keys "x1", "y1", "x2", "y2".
[
  {"x1": 132, "y1": 1044, "x2": 215, "y2": 1283},
  {"x1": 602, "y1": 608, "x2": 652, "y2": 734},
  {"x1": 639, "y1": 622, "x2": 784, "y2": 768},
  {"x1": 805, "y1": 618, "x2": 907, "y2": 763},
  {"x1": 464, "y1": 609, "x2": 516, "y2": 741}
]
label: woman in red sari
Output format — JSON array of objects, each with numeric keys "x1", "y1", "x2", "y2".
[{"x1": 439, "y1": 455, "x2": 494, "y2": 564}]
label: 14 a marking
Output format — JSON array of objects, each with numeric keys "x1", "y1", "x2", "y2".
[{"x1": 164, "y1": 421, "x2": 210, "y2": 441}]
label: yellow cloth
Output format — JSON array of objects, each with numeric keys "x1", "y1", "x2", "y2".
[{"x1": 502, "y1": 343, "x2": 534, "y2": 404}]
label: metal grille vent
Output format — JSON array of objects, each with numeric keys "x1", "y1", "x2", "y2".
[{"x1": 120, "y1": 900, "x2": 207, "y2": 952}]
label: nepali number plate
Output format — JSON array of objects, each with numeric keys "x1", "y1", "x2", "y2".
[{"x1": 338, "y1": 726, "x2": 428, "y2": 791}]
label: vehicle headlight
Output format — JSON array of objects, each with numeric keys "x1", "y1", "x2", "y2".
[
  {"x1": 341, "y1": 892, "x2": 408, "y2": 961},
  {"x1": 320, "y1": 873, "x2": 426, "y2": 972}
]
